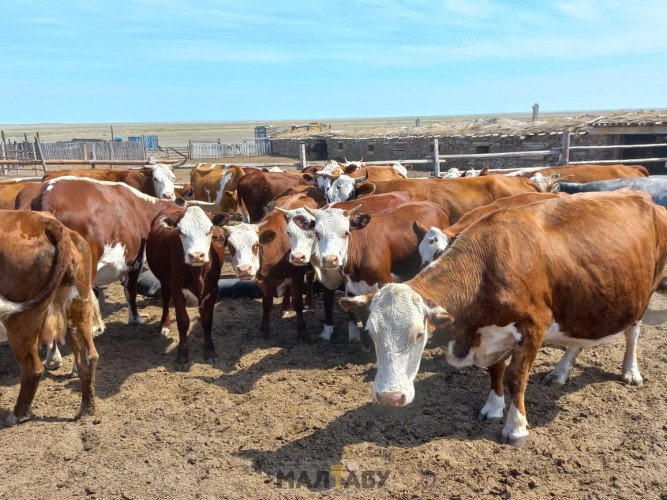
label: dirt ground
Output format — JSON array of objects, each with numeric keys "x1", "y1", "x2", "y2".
[{"x1": 1, "y1": 268, "x2": 667, "y2": 498}]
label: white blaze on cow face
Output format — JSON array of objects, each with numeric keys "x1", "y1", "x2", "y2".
[
  {"x1": 315, "y1": 160, "x2": 341, "y2": 191},
  {"x1": 282, "y1": 208, "x2": 316, "y2": 266},
  {"x1": 419, "y1": 227, "x2": 449, "y2": 266},
  {"x1": 341, "y1": 284, "x2": 439, "y2": 408},
  {"x1": 301, "y1": 207, "x2": 357, "y2": 270},
  {"x1": 326, "y1": 174, "x2": 359, "y2": 203},
  {"x1": 223, "y1": 223, "x2": 264, "y2": 281},
  {"x1": 175, "y1": 206, "x2": 214, "y2": 267},
  {"x1": 150, "y1": 163, "x2": 176, "y2": 200}
]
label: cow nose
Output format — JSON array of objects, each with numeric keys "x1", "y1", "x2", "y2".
[
  {"x1": 236, "y1": 264, "x2": 254, "y2": 279},
  {"x1": 322, "y1": 255, "x2": 339, "y2": 268},
  {"x1": 291, "y1": 252, "x2": 306, "y2": 265},
  {"x1": 375, "y1": 391, "x2": 407, "y2": 408},
  {"x1": 188, "y1": 252, "x2": 206, "y2": 264},
  {"x1": 163, "y1": 192, "x2": 175, "y2": 200}
]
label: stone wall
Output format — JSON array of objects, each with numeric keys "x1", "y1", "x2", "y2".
[{"x1": 270, "y1": 132, "x2": 619, "y2": 173}]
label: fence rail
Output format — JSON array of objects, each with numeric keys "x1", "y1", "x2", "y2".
[{"x1": 189, "y1": 140, "x2": 271, "y2": 159}]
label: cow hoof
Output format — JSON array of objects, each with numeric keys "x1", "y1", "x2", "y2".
[
  {"x1": 5, "y1": 413, "x2": 30, "y2": 426},
  {"x1": 281, "y1": 310, "x2": 296, "y2": 319},
  {"x1": 205, "y1": 357, "x2": 219, "y2": 367},
  {"x1": 541, "y1": 372, "x2": 566, "y2": 388},
  {"x1": 501, "y1": 433, "x2": 529, "y2": 448},
  {"x1": 175, "y1": 362, "x2": 190, "y2": 372},
  {"x1": 256, "y1": 331, "x2": 270, "y2": 340},
  {"x1": 477, "y1": 412, "x2": 502, "y2": 424},
  {"x1": 45, "y1": 360, "x2": 63, "y2": 371},
  {"x1": 160, "y1": 327, "x2": 170, "y2": 336},
  {"x1": 129, "y1": 316, "x2": 148, "y2": 326},
  {"x1": 621, "y1": 372, "x2": 643, "y2": 386}
]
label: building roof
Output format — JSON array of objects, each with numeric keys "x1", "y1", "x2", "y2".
[{"x1": 271, "y1": 109, "x2": 667, "y2": 140}]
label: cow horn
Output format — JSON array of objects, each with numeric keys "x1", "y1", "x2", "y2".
[
  {"x1": 274, "y1": 207, "x2": 289, "y2": 214},
  {"x1": 256, "y1": 220, "x2": 269, "y2": 229},
  {"x1": 346, "y1": 204, "x2": 363, "y2": 215},
  {"x1": 304, "y1": 206, "x2": 319, "y2": 216},
  {"x1": 354, "y1": 173, "x2": 368, "y2": 184}
]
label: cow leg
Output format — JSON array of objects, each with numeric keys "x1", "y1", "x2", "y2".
[
  {"x1": 94, "y1": 286, "x2": 106, "y2": 307},
  {"x1": 172, "y1": 292, "x2": 191, "y2": 371},
  {"x1": 478, "y1": 360, "x2": 506, "y2": 423},
  {"x1": 199, "y1": 286, "x2": 218, "y2": 365},
  {"x1": 542, "y1": 347, "x2": 582, "y2": 388},
  {"x1": 501, "y1": 323, "x2": 544, "y2": 447},
  {"x1": 621, "y1": 320, "x2": 643, "y2": 386},
  {"x1": 159, "y1": 284, "x2": 172, "y2": 335},
  {"x1": 68, "y1": 298, "x2": 100, "y2": 419},
  {"x1": 7, "y1": 333, "x2": 44, "y2": 425},
  {"x1": 280, "y1": 284, "x2": 292, "y2": 318},
  {"x1": 304, "y1": 269, "x2": 315, "y2": 310},
  {"x1": 258, "y1": 293, "x2": 273, "y2": 339},
  {"x1": 125, "y1": 264, "x2": 146, "y2": 325},
  {"x1": 44, "y1": 343, "x2": 63, "y2": 371},
  {"x1": 320, "y1": 287, "x2": 335, "y2": 341},
  {"x1": 290, "y1": 268, "x2": 308, "y2": 341}
]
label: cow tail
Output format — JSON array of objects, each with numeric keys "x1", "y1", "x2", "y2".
[{"x1": 0, "y1": 217, "x2": 71, "y2": 320}]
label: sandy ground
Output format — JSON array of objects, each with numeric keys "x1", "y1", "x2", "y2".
[{"x1": 1, "y1": 273, "x2": 666, "y2": 498}]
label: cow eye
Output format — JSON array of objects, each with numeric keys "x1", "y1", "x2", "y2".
[
  {"x1": 286, "y1": 230, "x2": 291, "y2": 237},
  {"x1": 229, "y1": 246, "x2": 236, "y2": 256},
  {"x1": 315, "y1": 232, "x2": 321, "y2": 240},
  {"x1": 252, "y1": 243, "x2": 259, "y2": 253},
  {"x1": 416, "y1": 330, "x2": 425, "y2": 341},
  {"x1": 344, "y1": 231, "x2": 350, "y2": 238}
]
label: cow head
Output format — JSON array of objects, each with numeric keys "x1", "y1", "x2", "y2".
[
  {"x1": 340, "y1": 283, "x2": 452, "y2": 408},
  {"x1": 530, "y1": 172, "x2": 560, "y2": 192},
  {"x1": 413, "y1": 221, "x2": 449, "y2": 267},
  {"x1": 160, "y1": 206, "x2": 219, "y2": 266},
  {"x1": 314, "y1": 160, "x2": 343, "y2": 191},
  {"x1": 325, "y1": 173, "x2": 368, "y2": 203},
  {"x1": 149, "y1": 162, "x2": 177, "y2": 200},
  {"x1": 276, "y1": 207, "x2": 316, "y2": 266},
  {"x1": 223, "y1": 221, "x2": 269, "y2": 281},
  {"x1": 442, "y1": 168, "x2": 463, "y2": 178},
  {"x1": 292, "y1": 205, "x2": 370, "y2": 270}
]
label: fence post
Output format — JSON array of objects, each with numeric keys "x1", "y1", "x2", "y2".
[
  {"x1": 433, "y1": 138, "x2": 441, "y2": 176},
  {"x1": 141, "y1": 135, "x2": 147, "y2": 161},
  {"x1": 300, "y1": 142, "x2": 307, "y2": 171},
  {"x1": 34, "y1": 133, "x2": 48, "y2": 173},
  {"x1": 560, "y1": 130, "x2": 571, "y2": 165},
  {"x1": 188, "y1": 140, "x2": 193, "y2": 160}
]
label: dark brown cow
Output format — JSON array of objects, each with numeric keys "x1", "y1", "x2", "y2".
[
  {"x1": 146, "y1": 205, "x2": 229, "y2": 369},
  {"x1": 0, "y1": 180, "x2": 40, "y2": 209},
  {"x1": 414, "y1": 192, "x2": 565, "y2": 265},
  {"x1": 341, "y1": 190, "x2": 667, "y2": 446},
  {"x1": 43, "y1": 162, "x2": 177, "y2": 200},
  {"x1": 356, "y1": 176, "x2": 540, "y2": 224},
  {"x1": 0, "y1": 210, "x2": 102, "y2": 424},
  {"x1": 237, "y1": 171, "x2": 317, "y2": 223},
  {"x1": 31, "y1": 177, "x2": 177, "y2": 324},
  {"x1": 293, "y1": 200, "x2": 450, "y2": 342}
]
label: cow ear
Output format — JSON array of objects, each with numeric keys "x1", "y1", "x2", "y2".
[
  {"x1": 223, "y1": 190, "x2": 238, "y2": 203},
  {"x1": 344, "y1": 164, "x2": 359, "y2": 174},
  {"x1": 259, "y1": 229, "x2": 277, "y2": 245},
  {"x1": 479, "y1": 166, "x2": 489, "y2": 176},
  {"x1": 424, "y1": 303, "x2": 453, "y2": 329},
  {"x1": 212, "y1": 213, "x2": 231, "y2": 227},
  {"x1": 355, "y1": 183, "x2": 376, "y2": 197},
  {"x1": 340, "y1": 292, "x2": 377, "y2": 318},
  {"x1": 175, "y1": 197, "x2": 186, "y2": 207},
  {"x1": 413, "y1": 221, "x2": 428, "y2": 243},
  {"x1": 292, "y1": 214, "x2": 315, "y2": 231},
  {"x1": 350, "y1": 213, "x2": 371, "y2": 230},
  {"x1": 302, "y1": 173, "x2": 315, "y2": 181},
  {"x1": 404, "y1": 164, "x2": 413, "y2": 171},
  {"x1": 160, "y1": 216, "x2": 178, "y2": 229},
  {"x1": 230, "y1": 212, "x2": 243, "y2": 221}
]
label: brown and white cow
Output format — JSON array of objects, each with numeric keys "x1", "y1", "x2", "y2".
[
  {"x1": 324, "y1": 164, "x2": 411, "y2": 203},
  {"x1": 190, "y1": 164, "x2": 247, "y2": 215},
  {"x1": 491, "y1": 163, "x2": 649, "y2": 183},
  {"x1": 42, "y1": 161, "x2": 177, "y2": 200},
  {"x1": 222, "y1": 190, "x2": 324, "y2": 340},
  {"x1": 146, "y1": 205, "x2": 229, "y2": 369},
  {"x1": 31, "y1": 176, "x2": 178, "y2": 323},
  {"x1": 341, "y1": 190, "x2": 667, "y2": 446},
  {"x1": 414, "y1": 192, "x2": 565, "y2": 266},
  {"x1": 293, "y1": 200, "x2": 449, "y2": 342},
  {"x1": 0, "y1": 210, "x2": 103, "y2": 424},
  {"x1": 236, "y1": 170, "x2": 318, "y2": 223},
  {"x1": 356, "y1": 176, "x2": 541, "y2": 224}
]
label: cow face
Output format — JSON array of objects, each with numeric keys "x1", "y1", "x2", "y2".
[
  {"x1": 314, "y1": 160, "x2": 343, "y2": 191},
  {"x1": 165, "y1": 207, "x2": 215, "y2": 266},
  {"x1": 340, "y1": 284, "x2": 451, "y2": 408},
  {"x1": 151, "y1": 163, "x2": 177, "y2": 200},
  {"x1": 413, "y1": 222, "x2": 449, "y2": 267},
  {"x1": 280, "y1": 208, "x2": 316, "y2": 266},
  {"x1": 293, "y1": 206, "x2": 370, "y2": 270},
  {"x1": 325, "y1": 174, "x2": 367, "y2": 203},
  {"x1": 223, "y1": 222, "x2": 267, "y2": 281}
]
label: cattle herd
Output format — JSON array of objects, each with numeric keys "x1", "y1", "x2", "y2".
[{"x1": 0, "y1": 157, "x2": 666, "y2": 448}]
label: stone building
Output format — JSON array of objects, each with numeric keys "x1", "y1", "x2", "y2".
[{"x1": 269, "y1": 110, "x2": 667, "y2": 174}]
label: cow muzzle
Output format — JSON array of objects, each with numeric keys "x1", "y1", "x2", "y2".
[
  {"x1": 290, "y1": 252, "x2": 307, "y2": 266},
  {"x1": 322, "y1": 255, "x2": 339, "y2": 269},
  {"x1": 375, "y1": 391, "x2": 408, "y2": 408},
  {"x1": 236, "y1": 264, "x2": 255, "y2": 281},
  {"x1": 162, "y1": 192, "x2": 175, "y2": 200},
  {"x1": 187, "y1": 252, "x2": 207, "y2": 266}
]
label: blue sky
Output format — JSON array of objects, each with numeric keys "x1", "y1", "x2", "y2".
[{"x1": 2, "y1": 0, "x2": 666, "y2": 124}]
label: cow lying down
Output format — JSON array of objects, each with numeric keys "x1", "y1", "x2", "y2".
[{"x1": 341, "y1": 190, "x2": 667, "y2": 446}]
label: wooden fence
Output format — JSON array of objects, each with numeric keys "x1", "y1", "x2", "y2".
[{"x1": 189, "y1": 140, "x2": 271, "y2": 159}]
